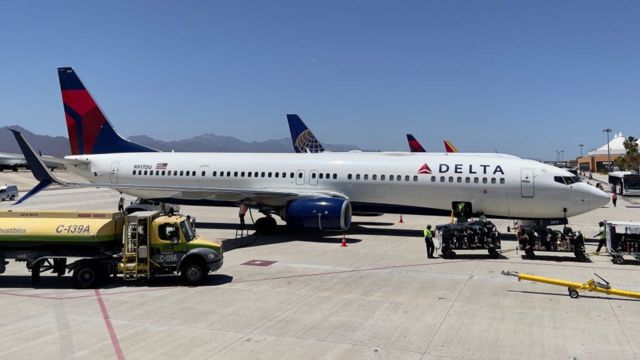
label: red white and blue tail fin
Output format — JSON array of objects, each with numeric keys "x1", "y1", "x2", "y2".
[
  {"x1": 58, "y1": 67, "x2": 156, "y2": 155},
  {"x1": 443, "y1": 139, "x2": 458, "y2": 153},
  {"x1": 406, "y1": 134, "x2": 426, "y2": 152}
]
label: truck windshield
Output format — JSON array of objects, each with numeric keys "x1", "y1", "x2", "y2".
[{"x1": 180, "y1": 220, "x2": 195, "y2": 242}]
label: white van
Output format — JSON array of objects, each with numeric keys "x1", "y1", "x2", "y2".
[
  {"x1": 0, "y1": 185, "x2": 18, "y2": 201},
  {"x1": 125, "y1": 198, "x2": 180, "y2": 215}
]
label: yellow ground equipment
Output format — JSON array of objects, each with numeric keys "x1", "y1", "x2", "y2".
[{"x1": 502, "y1": 270, "x2": 640, "y2": 299}]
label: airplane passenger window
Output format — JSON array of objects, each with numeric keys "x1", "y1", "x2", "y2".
[
  {"x1": 381, "y1": 175, "x2": 386, "y2": 181},
  {"x1": 449, "y1": 177, "x2": 454, "y2": 183},
  {"x1": 482, "y1": 178, "x2": 487, "y2": 184},
  {"x1": 219, "y1": 171, "x2": 224, "y2": 177},
  {"x1": 364, "y1": 174, "x2": 368, "y2": 180},
  {"x1": 397, "y1": 175, "x2": 402, "y2": 181},
  {"x1": 500, "y1": 178, "x2": 505, "y2": 184},
  {"x1": 167, "y1": 171, "x2": 171, "y2": 176},
  {"x1": 202, "y1": 171, "x2": 206, "y2": 176},
  {"x1": 413, "y1": 176, "x2": 418, "y2": 182},
  {"x1": 474, "y1": 177, "x2": 479, "y2": 183},
  {"x1": 162, "y1": 171, "x2": 166, "y2": 176},
  {"x1": 290, "y1": 172, "x2": 294, "y2": 178},
  {"x1": 405, "y1": 175, "x2": 410, "y2": 181},
  {"x1": 248, "y1": 172, "x2": 252, "y2": 177},
  {"x1": 319, "y1": 173, "x2": 323, "y2": 179},
  {"x1": 255, "y1": 172, "x2": 259, "y2": 177},
  {"x1": 348, "y1": 174, "x2": 352, "y2": 180},
  {"x1": 174, "y1": 171, "x2": 178, "y2": 176},
  {"x1": 326, "y1": 173, "x2": 330, "y2": 179},
  {"x1": 491, "y1": 178, "x2": 496, "y2": 184},
  {"x1": 191, "y1": 171, "x2": 196, "y2": 176},
  {"x1": 180, "y1": 171, "x2": 184, "y2": 176},
  {"x1": 440, "y1": 176, "x2": 445, "y2": 182},
  {"x1": 267, "y1": 172, "x2": 272, "y2": 178},
  {"x1": 226, "y1": 171, "x2": 231, "y2": 177},
  {"x1": 240, "y1": 171, "x2": 244, "y2": 177},
  {"x1": 457, "y1": 177, "x2": 462, "y2": 183},
  {"x1": 284, "y1": 172, "x2": 288, "y2": 178},
  {"x1": 132, "y1": 171, "x2": 136, "y2": 176},
  {"x1": 298, "y1": 172, "x2": 303, "y2": 178},
  {"x1": 372, "y1": 175, "x2": 377, "y2": 181},
  {"x1": 465, "y1": 177, "x2": 470, "y2": 183},
  {"x1": 155, "y1": 170, "x2": 159, "y2": 175},
  {"x1": 234, "y1": 171, "x2": 238, "y2": 177},
  {"x1": 212, "y1": 171, "x2": 217, "y2": 176},
  {"x1": 312, "y1": 173, "x2": 316, "y2": 179},
  {"x1": 261, "y1": 172, "x2": 266, "y2": 177},
  {"x1": 275, "y1": 172, "x2": 279, "y2": 178},
  {"x1": 431, "y1": 176, "x2": 436, "y2": 182},
  {"x1": 389, "y1": 175, "x2": 394, "y2": 181},
  {"x1": 356, "y1": 174, "x2": 361, "y2": 180}
]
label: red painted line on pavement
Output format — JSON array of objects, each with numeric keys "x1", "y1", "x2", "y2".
[{"x1": 95, "y1": 289, "x2": 125, "y2": 360}]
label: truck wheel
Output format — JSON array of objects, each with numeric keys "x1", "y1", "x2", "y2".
[
  {"x1": 488, "y1": 248, "x2": 499, "y2": 258},
  {"x1": 182, "y1": 262, "x2": 206, "y2": 285},
  {"x1": 73, "y1": 263, "x2": 98, "y2": 289},
  {"x1": 31, "y1": 259, "x2": 44, "y2": 285},
  {"x1": 9, "y1": 195, "x2": 15, "y2": 201},
  {"x1": 568, "y1": 288, "x2": 579, "y2": 299}
]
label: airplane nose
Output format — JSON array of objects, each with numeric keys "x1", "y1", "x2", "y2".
[{"x1": 589, "y1": 186, "x2": 610, "y2": 209}]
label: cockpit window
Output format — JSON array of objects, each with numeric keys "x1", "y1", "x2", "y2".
[{"x1": 555, "y1": 176, "x2": 581, "y2": 185}]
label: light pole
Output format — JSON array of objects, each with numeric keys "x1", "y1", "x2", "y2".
[
  {"x1": 603, "y1": 128, "x2": 613, "y2": 172},
  {"x1": 579, "y1": 144, "x2": 584, "y2": 158}
]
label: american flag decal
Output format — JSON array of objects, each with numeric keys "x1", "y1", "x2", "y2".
[
  {"x1": 156, "y1": 162, "x2": 168, "y2": 170},
  {"x1": 418, "y1": 163, "x2": 431, "y2": 174}
]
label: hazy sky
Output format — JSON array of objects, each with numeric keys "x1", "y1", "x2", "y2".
[{"x1": 1, "y1": 1, "x2": 639, "y2": 159}]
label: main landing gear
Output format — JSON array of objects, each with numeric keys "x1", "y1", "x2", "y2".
[{"x1": 255, "y1": 216, "x2": 277, "y2": 234}]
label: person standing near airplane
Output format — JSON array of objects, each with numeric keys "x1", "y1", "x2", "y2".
[
  {"x1": 118, "y1": 197, "x2": 125, "y2": 213},
  {"x1": 611, "y1": 192, "x2": 617, "y2": 208},
  {"x1": 424, "y1": 225, "x2": 435, "y2": 259},
  {"x1": 239, "y1": 203, "x2": 249, "y2": 231}
]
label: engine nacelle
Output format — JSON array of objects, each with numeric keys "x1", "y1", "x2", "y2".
[{"x1": 284, "y1": 197, "x2": 352, "y2": 231}]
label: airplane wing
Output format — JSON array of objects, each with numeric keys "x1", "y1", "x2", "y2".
[{"x1": 11, "y1": 130, "x2": 346, "y2": 206}]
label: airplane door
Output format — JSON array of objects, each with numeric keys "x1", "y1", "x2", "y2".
[
  {"x1": 521, "y1": 168, "x2": 534, "y2": 198},
  {"x1": 198, "y1": 165, "x2": 210, "y2": 187},
  {"x1": 309, "y1": 170, "x2": 319, "y2": 186},
  {"x1": 296, "y1": 170, "x2": 305, "y2": 185},
  {"x1": 110, "y1": 162, "x2": 119, "y2": 184}
]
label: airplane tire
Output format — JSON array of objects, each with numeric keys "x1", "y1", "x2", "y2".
[{"x1": 255, "y1": 217, "x2": 277, "y2": 235}]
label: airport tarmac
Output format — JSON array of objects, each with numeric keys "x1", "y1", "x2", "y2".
[{"x1": 1, "y1": 171, "x2": 639, "y2": 359}]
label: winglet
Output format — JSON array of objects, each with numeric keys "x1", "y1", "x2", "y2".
[
  {"x1": 444, "y1": 139, "x2": 458, "y2": 153},
  {"x1": 10, "y1": 129, "x2": 63, "y2": 204},
  {"x1": 286, "y1": 114, "x2": 325, "y2": 153},
  {"x1": 406, "y1": 134, "x2": 426, "y2": 152}
]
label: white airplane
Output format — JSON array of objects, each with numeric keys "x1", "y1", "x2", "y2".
[{"x1": 11, "y1": 67, "x2": 609, "y2": 234}]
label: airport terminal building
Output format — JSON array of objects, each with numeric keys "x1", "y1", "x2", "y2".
[{"x1": 578, "y1": 132, "x2": 638, "y2": 172}]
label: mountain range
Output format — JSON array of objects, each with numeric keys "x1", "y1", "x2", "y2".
[{"x1": 0, "y1": 126, "x2": 362, "y2": 156}]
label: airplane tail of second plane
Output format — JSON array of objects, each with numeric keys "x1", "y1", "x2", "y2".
[
  {"x1": 58, "y1": 67, "x2": 156, "y2": 155},
  {"x1": 287, "y1": 114, "x2": 325, "y2": 153},
  {"x1": 444, "y1": 139, "x2": 458, "y2": 153},
  {"x1": 406, "y1": 134, "x2": 426, "y2": 152}
]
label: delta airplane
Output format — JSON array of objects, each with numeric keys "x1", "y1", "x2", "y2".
[{"x1": 12, "y1": 67, "x2": 609, "y2": 235}]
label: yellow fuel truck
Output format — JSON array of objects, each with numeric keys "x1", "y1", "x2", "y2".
[{"x1": 0, "y1": 210, "x2": 223, "y2": 288}]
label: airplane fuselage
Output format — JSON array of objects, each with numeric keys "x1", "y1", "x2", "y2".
[{"x1": 65, "y1": 151, "x2": 608, "y2": 220}]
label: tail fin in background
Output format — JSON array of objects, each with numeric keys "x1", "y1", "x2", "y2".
[
  {"x1": 406, "y1": 134, "x2": 426, "y2": 152},
  {"x1": 58, "y1": 67, "x2": 157, "y2": 155},
  {"x1": 443, "y1": 139, "x2": 458, "y2": 153},
  {"x1": 286, "y1": 114, "x2": 325, "y2": 153}
]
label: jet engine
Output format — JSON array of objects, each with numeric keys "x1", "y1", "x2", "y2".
[{"x1": 283, "y1": 197, "x2": 352, "y2": 231}]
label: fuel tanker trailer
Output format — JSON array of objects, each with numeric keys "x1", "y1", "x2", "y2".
[{"x1": 0, "y1": 210, "x2": 223, "y2": 288}]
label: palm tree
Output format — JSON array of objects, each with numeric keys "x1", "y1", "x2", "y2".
[{"x1": 623, "y1": 136, "x2": 639, "y2": 155}]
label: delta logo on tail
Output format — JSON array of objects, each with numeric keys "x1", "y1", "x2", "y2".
[
  {"x1": 406, "y1": 134, "x2": 426, "y2": 153},
  {"x1": 418, "y1": 163, "x2": 432, "y2": 174},
  {"x1": 444, "y1": 139, "x2": 458, "y2": 153}
]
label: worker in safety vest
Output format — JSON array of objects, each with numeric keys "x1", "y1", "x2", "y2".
[
  {"x1": 595, "y1": 221, "x2": 607, "y2": 254},
  {"x1": 424, "y1": 225, "x2": 435, "y2": 259},
  {"x1": 118, "y1": 197, "x2": 125, "y2": 213}
]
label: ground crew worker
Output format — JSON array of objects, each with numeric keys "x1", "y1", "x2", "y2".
[
  {"x1": 118, "y1": 197, "x2": 125, "y2": 213},
  {"x1": 455, "y1": 203, "x2": 467, "y2": 223},
  {"x1": 239, "y1": 203, "x2": 249, "y2": 230},
  {"x1": 611, "y1": 192, "x2": 617, "y2": 208},
  {"x1": 424, "y1": 224, "x2": 435, "y2": 259},
  {"x1": 595, "y1": 221, "x2": 607, "y2": 254}
]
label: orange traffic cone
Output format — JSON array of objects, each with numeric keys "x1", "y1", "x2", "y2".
[
  {"x1": 399, "y1": 215, "x2": 404, "y2": 224},
  {"x1": 340, "y1": 235, "x2": 348, "y2": 247}
]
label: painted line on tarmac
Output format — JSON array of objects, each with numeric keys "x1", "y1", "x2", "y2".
[
  {"x1": 95, "y1": 289, "x2": 125, "y2": 360},
  {"x1": 0, "y1": 287, "x2": 171, "y2": 300}
]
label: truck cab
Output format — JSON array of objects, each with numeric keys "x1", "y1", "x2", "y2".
[{"x1": 121, "y1": 211, "x2": 223, "y2": 285}]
